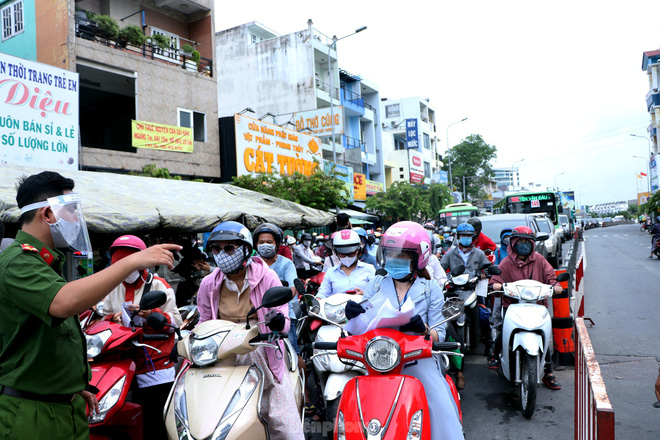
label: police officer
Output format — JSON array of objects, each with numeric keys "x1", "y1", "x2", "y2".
[{"x1": 0, "y1": 171, "x2": 180, "y2": 440}]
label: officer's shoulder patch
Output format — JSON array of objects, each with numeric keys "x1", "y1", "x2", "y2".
[{"x1": 20, "y1": 244, "x2": 39, "y2": 253}]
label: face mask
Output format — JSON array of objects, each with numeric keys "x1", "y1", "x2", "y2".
[
  {"x1": 48, "y1": 218, "x2": 85, "y2": 251},
  {"x1": 124, "y1": 270, "x2": 140, "y2": 284},
  {"x1": 340, "y1": 256, "x2": 357, "y2": 267},
  {"x1": 214, "y1": 246, "x2": 245, "y2": 274},
  {"x1": 502, "y1": 237, "x2": 511, "y2": 247},
  {"x1": 257, "y1": 243, "x2": 277, "y2": 259},
  {"x1": 514, "y1": 241, "x2": 534, "y2": 257},
  {"x1": 384, "y1": 257, "x2": 412, "y2": 280},
  {"x1": 303, "y1": 240, "x2": 311, "y2": 247},
  {"x1": 443, "y1": 233, "x2": 450, "y2": 238},
  {"x1": 459, "y1": 236, "x2": 473, "y2": 247}
]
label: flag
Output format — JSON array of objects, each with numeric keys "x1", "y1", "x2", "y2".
[
  {"x1": 641, "y1": 172, "x2": 648, "y2": 177},
  {"x1": 637, "y1": 173, "x2": 642, "y2": 178}
]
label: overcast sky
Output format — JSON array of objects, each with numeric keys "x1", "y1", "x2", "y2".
[{"x1": 215, "y1": 1, "x2": 660, "y2": 206}]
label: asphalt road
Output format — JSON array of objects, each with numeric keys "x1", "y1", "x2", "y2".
[{"x1": 580, "y1": 223, "x2": 660, "y2": 439}]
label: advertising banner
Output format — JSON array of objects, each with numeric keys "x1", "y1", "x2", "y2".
[
  {"x1": 354, "y1": 173, "x2": 366, "y2": 201},
  {"x1": 651, "y1": 155, "x2": 658, "y2": 192},
  {"x1": 559, "y1": 191, "x2": 575, "y2": 211},
  {"x1": 433, "y1": 170, "x2": 448, "y2": 184},
  {"x1": 235, "y1": 114, "x2": 323, "y2": 177},
  {"x1": 409, "y1": 150, "x2": 424, "y2": 183},
  {"x1": 131, "y1": 120, "x2": 193, "y2": 153},
  {"x1": 366, "y1": 179, "x2": 384, "y2": 195},
  {"x1": 288, "y1": 107, "x2": 344, "y2": 137},
  {"x1": 325, "y1": 161, "x2": 353, "y2": 201},
  {"x1": 405, "y1": 118, "x2": 419, "y2": 149},
  {"x1": 0, "y1": 53, "x2": 79, "y2": 170}
]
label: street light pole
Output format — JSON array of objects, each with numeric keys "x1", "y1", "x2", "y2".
[
  {"x1": 445, "y1": 117, "x2": 468, "y2": 191},
  {"x1": 554, "y1": 172, "x2": 565, "y2": 191},
  {"x1": 632, "y1": 155, "x2": 651, "y2": 196},
  {"x1": 462, "y1": 175, "x2": 478, "y2": 201},
  {"x1": 328, "y1": 26, "x2": 367, "y2": 164}
]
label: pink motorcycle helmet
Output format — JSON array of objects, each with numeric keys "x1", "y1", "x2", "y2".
[{"x1": 377, "y1": 221, "x2": 432, "y2": 271}]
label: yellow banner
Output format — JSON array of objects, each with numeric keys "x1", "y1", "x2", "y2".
[
  {"x1": 354, "y1": 173, "x2": 367, "y2": 201},
  {"x1": 131, "y1": 120, "x2": 193, "y2": 153}
]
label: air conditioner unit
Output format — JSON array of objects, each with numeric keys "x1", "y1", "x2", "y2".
[
  {"x1": 381, "y1": 122, "x2": 386, "y2": 128},
  {"x1": 390, "y1": 121, "x2": 397, "y2": 127}
]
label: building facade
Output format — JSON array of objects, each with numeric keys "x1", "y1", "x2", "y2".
[
  {"x1": 380, "y1": 97, "x2": 440, "y2": 186},
  {"x1": 640, "y1": 49, "x2": 660, "y2": 192},
  {"x1": 7, "y1": 0, "x2": 221, "y2": 179},
  {"x1": 492, "y1": 167, "x2": 521, "y2": 190},
  {"x1": 215, "y1": 20, "x2": 385, "y2": 187}
]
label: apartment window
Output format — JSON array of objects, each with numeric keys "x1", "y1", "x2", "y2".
[
  {"x1": 394, "y1": 138, "x2": 406, "y2": 151},
  {"x1": 424, "y1": 161, "x2": 431, "y2": 177},
  {"x1": 178, "y1": 108, "x2": 206, "y2": 142},
  {"x1": 2, "y1": 0, "x2": 24, "y2": 41},
  {"x1": 385, "y1": 104, "x2": 400, "y2": 119},
  {"x1": 423, "y1": 133, "x2": 430, "y2": 150}
]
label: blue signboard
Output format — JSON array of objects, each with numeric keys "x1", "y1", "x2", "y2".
[
  {"x1": 433, "y1": 171, "x2": 448, "y2": 184},
  {"x1": 405, "y1": 118, "x2": 419, "y2": 149},
  {"x1": 324, "y1": 161, "x2": 354, "y2": 201}
]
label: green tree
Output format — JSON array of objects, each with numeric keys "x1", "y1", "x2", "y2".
[
  {"x1": 365, "y1": 182, "x2": 451, "y2": 222},
  {"x1": 232, "y1": 165, "x2": 349, "y2": 211},
  {"x1": 129, "y1": 164, "x2": 203, "y2": 181},
  {"x1": 442, "y1": 134, "x2": 497, "y2": 200}
]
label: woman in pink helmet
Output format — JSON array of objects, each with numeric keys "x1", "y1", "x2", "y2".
[
  {"x1": 102, "y1": 234, "x2": 182, "y2": 440},
  {"x1": 344, "y1": 221, "x2": 464, "y2": 439}
]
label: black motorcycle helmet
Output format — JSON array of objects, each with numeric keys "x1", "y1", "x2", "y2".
[
  {"x1": 467, "y1": 218, "x2": 482, "y2": 237},
  {"x1": 253, "y1": 223, "x2": 283, "y2": 247}
]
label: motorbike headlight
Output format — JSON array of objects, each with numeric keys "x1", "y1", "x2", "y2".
[
  {"x1": 518, "y1": 286, "x2": 541, "y2": 301},
  {"x1": 89, "y1": 375, "x2": 126, "y2": 424},
  {"x1": 212, "y1": 366, "x2": 262, "y2": 440},
  {"x1": 453, "y1": 274, "x2": 469, "y2": 286},
  {"x1": 86, "y1": 329, "x2": 111, "y2": 359},
  {"x1": 324, "y1": 303, "x2": 347, "y2": 323},
  {"x1": 504, "y1": 286, "x2": 519, "y2": 299},
  {"x1": 173, "y1": 369, "x2": 191, "y2": 439},
  {"x1": 189, "y1": 332, "x2": 228, "y2": 366},
  {"x1": 364, "y1": 336, "x2": 400, "y2": 373},
  {"x1": 406, "y1": 410, "x2": 423, "y2": 440}
]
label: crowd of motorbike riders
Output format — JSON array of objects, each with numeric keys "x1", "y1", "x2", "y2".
[{"x1": 72, "y1": 209, "x2": 570, "y2": 440}]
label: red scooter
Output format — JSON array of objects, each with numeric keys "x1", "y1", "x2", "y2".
[
  {"x1": 83, "y1": 290, "x2": 168, "y2": 440},
  {"x1": 313, "y1": 299, "x2": 464, "y2": 439}
]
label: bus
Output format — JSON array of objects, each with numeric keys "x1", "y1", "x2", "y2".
[
  {"x1": 493, "y1": 191, "x2": 564, "y2": 230},
  {"x1": 437, "y1": 203, "x2": 480, "y2": 228}
]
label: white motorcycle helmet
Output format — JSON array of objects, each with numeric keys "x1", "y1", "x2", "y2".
[{"x1": 332, "y1": 229, "x2": 362, "y2": 256}]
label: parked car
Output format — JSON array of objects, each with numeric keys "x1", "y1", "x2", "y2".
[
  {"x1": 479, "y1": 213, "x2": 550, "y2": 265},
  {"x1": 531, "y1": 214, "x2": 563, "y2": 268}
]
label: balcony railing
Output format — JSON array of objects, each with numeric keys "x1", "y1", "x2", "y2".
[
  {"x1": 341, "y1": 87, "x2": 364, "y2": 108},
  {"x1": 315, "y1": 78, "x2": 340, "y2": 100},
  {"x1": 344, "y1": 135, "x2": 366, "y2": 152},
  {"x1": 75, "y1": 15, "x2": 212, "y2": 77}
]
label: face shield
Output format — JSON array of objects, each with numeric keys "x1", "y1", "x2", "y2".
[{"x1": 20, "y1": 193, "x2": 93, "y2": 256}]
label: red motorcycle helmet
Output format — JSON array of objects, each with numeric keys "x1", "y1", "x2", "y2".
[{"x1": 510, "y1": 226, "x2": 535, "y2": 241}]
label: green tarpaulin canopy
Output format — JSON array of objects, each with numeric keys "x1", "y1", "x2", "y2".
[{"x1": 0, "y1": 165, "x2": 335, "y2": 233}]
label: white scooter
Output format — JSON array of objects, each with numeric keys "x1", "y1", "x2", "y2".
[
  {"x1": 161, "y1": 286, "x2": 304, "y2": 440},
  {"x1": 300, "y1": 292, "x2": 366, "y2": 424},
  {"x1": 492, "y1": 272, "x2": 570, "y2": 418}
]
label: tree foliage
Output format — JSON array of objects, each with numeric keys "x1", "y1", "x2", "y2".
[
  {"x1": 365, "y1": 181, "x2": 452, "y2": 222},
  {"x1": 232, "y1": 166, "x2": 349, "y2": 211},
  {"x1": 641, "y1": 191, "x2": 660, "y2": 217},
  {"x1": 442, "y1": 134, "x2": 497, "y2": 200},
  {"x1": 129, "y1": 164, "x2": 204, "y2": 181}
]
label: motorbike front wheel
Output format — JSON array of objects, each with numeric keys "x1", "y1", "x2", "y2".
[
  {"x1": 325, "y1": 397, "x2": 340, "y2": 440},
  {"x1": 520, "y1": 352, "x2": 538, "y2": 419}
]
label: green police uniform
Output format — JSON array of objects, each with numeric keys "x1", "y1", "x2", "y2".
[{"x1": 0, "y1": 230, "x2": 90, "y2": 440}]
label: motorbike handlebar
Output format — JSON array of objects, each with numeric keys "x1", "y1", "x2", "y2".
[
  {"x1": 433, "y1": 341, "x2": 460, "y2": 351},
  {"x1": 313, "y1": 342, "x2": 338, "y2": 351}
]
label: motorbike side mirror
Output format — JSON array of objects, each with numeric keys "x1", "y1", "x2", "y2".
[
  {"x1": 139, "y1": 290, "x2": 167, "y2": 311},
  {"x1": 487, "y1": 266, "x2": 502, "y2": 276},
  {"x1": 261, "y1": 286, "x2": 293, "y2": 309},
  {"x1": 430, "y1": 298, "x2": 465, "y2": 331},
  {"x1": 301, "y1": 294, "x2": 320, "y2": 315},
  {"x1": 556, "y1": 272, "x2": 570, "y2": 283},
  {"x1": 450, "y1": 264, "x2": 465, "y2": 277},
  {"x1": 294, "y1": 278, "x2": 305, "y2": 295},
  {"x1": 375, "y1": 268, "x2": 388, "y2": 276}
]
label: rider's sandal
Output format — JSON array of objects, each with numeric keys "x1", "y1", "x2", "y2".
[
  {"x1": 304, "y1": 404, "x2": 321, "y2": 421},
  {"x1": 542, "y1": 375, "x2": 562, "y2": 390},
  {"x1": 486, "y1": 356, "x2": 499, "y2": 370}
]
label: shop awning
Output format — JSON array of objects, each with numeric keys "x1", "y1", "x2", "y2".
[
  {"x1": 333, "y1": 208, "x2": 379, "y2": 222},
  {"x1": 0, "y1": 165, "x2": 335, "y2": 233}
]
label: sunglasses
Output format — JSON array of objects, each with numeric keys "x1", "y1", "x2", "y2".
[{"x1": 210, "y1": 243, "x2": 242, "y2": 254}]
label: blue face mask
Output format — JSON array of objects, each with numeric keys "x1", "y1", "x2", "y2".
[
  {"x1": 514, "y1": 241, "x2": 534, "y2": 256},
  {"x1": 459, "y1": 236, "x2": 473, "y2": 247},
  {"x1": 384, "y1": 257, "x2": 412, "y2": 280}
]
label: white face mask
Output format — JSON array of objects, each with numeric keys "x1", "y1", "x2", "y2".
[
  {"x1": 124, "y1": 270, "x2": 140, "y2": 284},
  {"x1": 340, "y1": 255, "x2": 357, "y2": 267}
]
